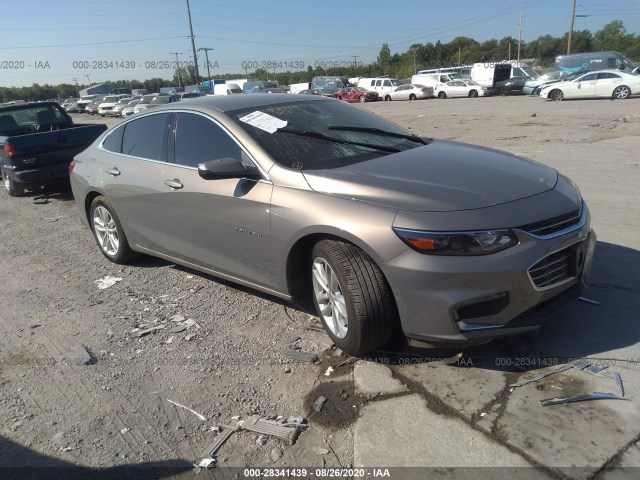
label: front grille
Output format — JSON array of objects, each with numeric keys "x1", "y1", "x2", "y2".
[
  {"x1": 528, "y1": 247, "x2": 574, "y2": 288},
  {"x1": 518, "y1": 208, "x2": 581, "y2": 236}
]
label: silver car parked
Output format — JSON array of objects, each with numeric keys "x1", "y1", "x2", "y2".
[{"x1": 70, "y1": 95, "x2": 595, "y2": 354}]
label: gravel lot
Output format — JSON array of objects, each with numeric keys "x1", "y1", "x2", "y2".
[{"x1": 1, "y1": 95, "x2": 639, "y2": 476}]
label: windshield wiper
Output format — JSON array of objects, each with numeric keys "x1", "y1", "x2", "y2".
[
  {"x1": 277, "y1": 127, "x2": 400, "y2": 153},
  {"x1": 328, "y1": 125, "x2": 431, "y2": 145}
]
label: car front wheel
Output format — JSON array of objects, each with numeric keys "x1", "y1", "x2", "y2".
[
  {"x1": 384, "y1": 95, "x2": 391, "y2": 101},
  {"x1": 359, "y1": 95, "x2": 367, "y2": 103},
  {"x1": 438, "y1": 91, "x2": 446, "y2": 99},
  {"x1": 311, "y1": 240, "x2": 395, "y2": 355},
  {"x1": 613, "y1": 85, "x2": 631, "y2": 99},
  {"x1": 90, "y1": 195, "x2": 135, "y2": 264},
  {"x1": 469, "y1": 90, "x2": 478, "y2": 98}
]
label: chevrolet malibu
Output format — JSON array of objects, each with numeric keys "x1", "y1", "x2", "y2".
[{"x1": 70, "y1": 95, "x2": 595, "y2": 354}]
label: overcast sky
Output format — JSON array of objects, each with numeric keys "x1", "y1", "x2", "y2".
[{"x1": 1, "y1": 0, "x2": 638, "y2": 87}]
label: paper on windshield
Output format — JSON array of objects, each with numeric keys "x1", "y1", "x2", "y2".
[{"x1": 239, "y1": 111, "x2": 287, "y2": 133}]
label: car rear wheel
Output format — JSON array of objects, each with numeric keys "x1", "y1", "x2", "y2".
[
  {"x1": 613, "y1": 85, "x2": 631, "y2": 99},
  {"x1": 409, "y1": 93, "x2": 417, "y2": 100},
  {"x1": 311, "y1": 240, "x2": 395, "y2": 355},
  {"x1": 469, "y1": 90, "x2": 478, "y2": 98},
  {"x1": 359, "y1": 95, "x2": 367, "y2": 103},
  {"x1": 438, "y1": 91, "x2": 446, "y2": 99},
  {"x1": 500, "y1": 87, "x2": 510, "y2": 96},
  {"x1": 2, "y1": 169, "x2": 24, "y2": 197},
  {"x1": 384, "y1": 95, "x2": 391, "y2": 101},
  {"x1": 90, "y1": 195, "x2": 135, "y2": 264},
  {"x1": 549, "y1": 89, "x2": 564, "y2": 101}
]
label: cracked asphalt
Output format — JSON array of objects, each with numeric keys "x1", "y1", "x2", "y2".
[{"x1": 0, "y1": 96, "x2": 638, "y2": 479}]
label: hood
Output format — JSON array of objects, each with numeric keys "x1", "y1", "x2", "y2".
[{"x1": 302, "y1": 139, "x2": 557, "y2": 212}]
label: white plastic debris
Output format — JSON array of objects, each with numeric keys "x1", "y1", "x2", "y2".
[
  {"x1": 120, "y1": 428, "x2": 130, "y2": 434},
  {"x1": 324, "y1": 366, "x2": 334, "y2": 377},
  {"x1": 198, "y1": 457, "x2": 216, "y2": 468},
  {"x1": 167, "y1": 399, "x2": 207, "y2": 421},
  {"x1": 95, "y1": 275, "x2": 123, "y2": 290}
]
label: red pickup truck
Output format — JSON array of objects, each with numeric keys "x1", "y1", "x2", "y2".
[{"x1": 0, "y1": 102, "x2": 107, "y2": 196}]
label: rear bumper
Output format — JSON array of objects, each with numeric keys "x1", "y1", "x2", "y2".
[{"x1": 6, "y1": 163, "x2": 70, "y2": 185}]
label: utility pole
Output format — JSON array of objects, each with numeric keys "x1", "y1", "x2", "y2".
[
  {"x1": 352, "y1": 55, "x2": 359, "y2": 76},
  {"x1": 198, "y1": 47, "x2": 214, "y2": 85},
  {"x1": 171, "y1": 52, "x2": 183, "y2": 87},
  {"x1": 568, "y1": 0, "x2": 576, "y2": 54},
  {"x1": 72, "y1": 77, "x2": 79, "y2": 97},
  {"x1": 185, "y1": 0, "x2": 200, "y2": 83},
  {"x1": 411, "y1": 48, "x2": 418, "y2": 74},
  {"x1": 517, "y1": 8, "x2": 523, "y2": 64},
  {"x1": 85, "y1": 74, "x2": 91, "y2": 85}
]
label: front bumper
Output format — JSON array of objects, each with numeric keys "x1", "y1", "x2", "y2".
[{"x1": 382, "y1": 205, "x2": 595, "y2": 345}]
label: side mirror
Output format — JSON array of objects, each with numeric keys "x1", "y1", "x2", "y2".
[{"x1": 197, "y1": 158, "x2": 261, "y2": 180}]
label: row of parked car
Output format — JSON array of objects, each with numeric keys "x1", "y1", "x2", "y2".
[{"x1": 331, "y1": 68, "x2": 640, "y2": 102}]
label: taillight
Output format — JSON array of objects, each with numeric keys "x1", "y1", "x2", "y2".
[
  {"x1": 3, "y1": 141, "x2": 16, "y2": 157},
  {"x1": 69, "y1": 160, "x2": 76, "y2": 175}
]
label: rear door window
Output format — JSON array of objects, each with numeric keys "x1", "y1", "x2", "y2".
[
  {"x1": 102, "y1": 125, "x2": 125, "y2": 153},
  {"x1": 122, "y1": 113, "x2": 170, "y2": 161}
]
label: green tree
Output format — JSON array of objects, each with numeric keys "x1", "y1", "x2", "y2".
[
  {"x1": 377, "y1": 43, "x2": 392, "y2": 73},
  {"x1": 593, "y1": 20, "x2": 634, "y2": 53}
]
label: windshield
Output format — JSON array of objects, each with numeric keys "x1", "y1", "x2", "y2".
[
  {"x1": 229, "y1": 100, "x2": 424, "y2": 170},
  {"x1": 465, "y1": 80, "x2": 480, "y2": 86},
  {"x1": 103, "y1": 96, "x2": 120, "y2": 103}
]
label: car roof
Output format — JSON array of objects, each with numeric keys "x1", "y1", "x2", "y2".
[{"x1": 151, "y1": 93, "x2": 331, "y2": 113}]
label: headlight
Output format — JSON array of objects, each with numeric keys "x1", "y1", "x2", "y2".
[{"x1": 393, "y1": 228, "x2": 518, "y2": 256}]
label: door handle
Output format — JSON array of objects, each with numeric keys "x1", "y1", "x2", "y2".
[
  {"x1": 106, "y1": 168, "x2": 120, "y2": 176},
  {"x1": 164, "y1": 179, "x2": 183, "y2": 189}
]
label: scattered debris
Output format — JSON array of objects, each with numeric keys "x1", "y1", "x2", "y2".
[
  {"x1": 209, "y1": 426, "x2": 221, "y2": 433},
  {"x1": 540, "y1": 392, "x2": 630, "y2": 407},
  {"x1": 170, "y1": 325, "x2": 187, "y2": 333},
  {"x1": 510, "y1": 359, "x2": 589, "y2": 387},
  {"x1": 313, "y1": 396, "x2": 327, "y2": 413},
  {"x1": 167, "y1": 399, "x2": 207, "y2": 421},
  {"x1": 282, "y1": 350, "x2": 318, "y2": 363},
  {"x1": 324, "y1": 366, "x2": 334, "y2": 377},
  {"x1": 133, "y1": 325, "x2": 165, "y2": 338},
  {"x1": 337, "y1": 389, "x2": 349, "y2": 401},
  {"x1": 583, "y1": 364, "x2": 609, "y2": 375},
  {"x1": 615, "y1": 372, "x2": 625, "y2": 397},
  {"x1": 444, "y1": 353, "x2": 463, "y2": 365},
  {"x1": 313, "y1": 447, "x2": 329, "y2": 455},
  {"x1": 279, "y1": 336, "x2": 301, "y2": 345},
  {"x1": 94, "y1": 275, "x2": 123, "y2": 290},
  {"x1": 284, "y1": 367, "x2": 292, "y2": 374},
  {"x1": 120, "y1": 428, "x2": 130, "y2": 434},
  {"x1": 169, "y1": 314, "x2": 185, "y2": 323},
  {"x1": 335, "y1": 357, "x2": 357, "y2": 368},
  {"x1": 197, "y1": 424, "x2": 241, "y2": 465},
  {"x1": 256, "y1": 435, "x2": 268, "y2": 446},
  {"x1": 270, "y1": 447, "x2": 283, "y2": 462},
  {"x1": 196, "y1": 457, "x2": 216, "y2": 469},
  {"x1": 184, "y1": 334, "x2": 196, "y2": 341},
  {"x1": 240, "y1": 414, "x2": 307, "y2": 444},
  {"x1": 184, "y1": 318, "x2": 200, "y2": 329},
  {"x1": 72, "y1": 344, "x2": 94, "y2": 365},
  {"x1": 579, "y1": 296, "x2": 600, "y2": 305},
  {"x1": 166, "y1": 336, "x2": 174, "y2": 344},
  {"x1": 480, "y1": 412, "x2": 487, "y2": 417}
]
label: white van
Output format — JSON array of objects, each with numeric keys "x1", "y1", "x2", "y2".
[
  {"x1": 357, "y1": 77, "x2": 404, "y2": 97},
  {"x1": 213, "y1": 83, "x2": 243, "y2": 95},
  {"x1": 410, "y1": 73, "x2": 460, "y2": 92},
  {"x1": 470, "y1": 61, "x2": 538, "y2": 88}
]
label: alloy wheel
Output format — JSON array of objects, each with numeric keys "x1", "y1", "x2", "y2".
[
  {"x1": 93, "y1": 205, "x2": 120, "y2": 257},
  {"x1": 312, "y1": 257, "x2": 348, "y2": 339}
]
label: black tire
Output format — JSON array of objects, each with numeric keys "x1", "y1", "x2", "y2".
[
  {"x1": 500, "y1": 86, "x2": 509, "y2": 96},
  {"x1": 549, "y1": 89, "x2": 564, "y2": 101},
  {"x1": 469, "y1": 90, "x2": 478, "y2": 98},
  {"x1": 2, "y1": 169, "x2": 25, "y2": 197},
  {"x1": 613, "y1": 85, "x2": 631, "y2": 99},
  {"x1": 89, "y1": 195, "x2": 135, "y2": 264},
  {"x1": 384, "y1": 95, "x2": 391, "y2": 101},
  {"x1": 409, "y1": 93, "x2": 417, "y2": 100},
  {"x1": 438, "y1": 91, "x2": 446, "y2": 99},
  {"x1": 310, "y1": 240, "x2": 396, "y2": 355}
]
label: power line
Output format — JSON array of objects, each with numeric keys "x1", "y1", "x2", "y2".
[{"x1": 0, "y1": 36, "x2": 186, "y2": 50}]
